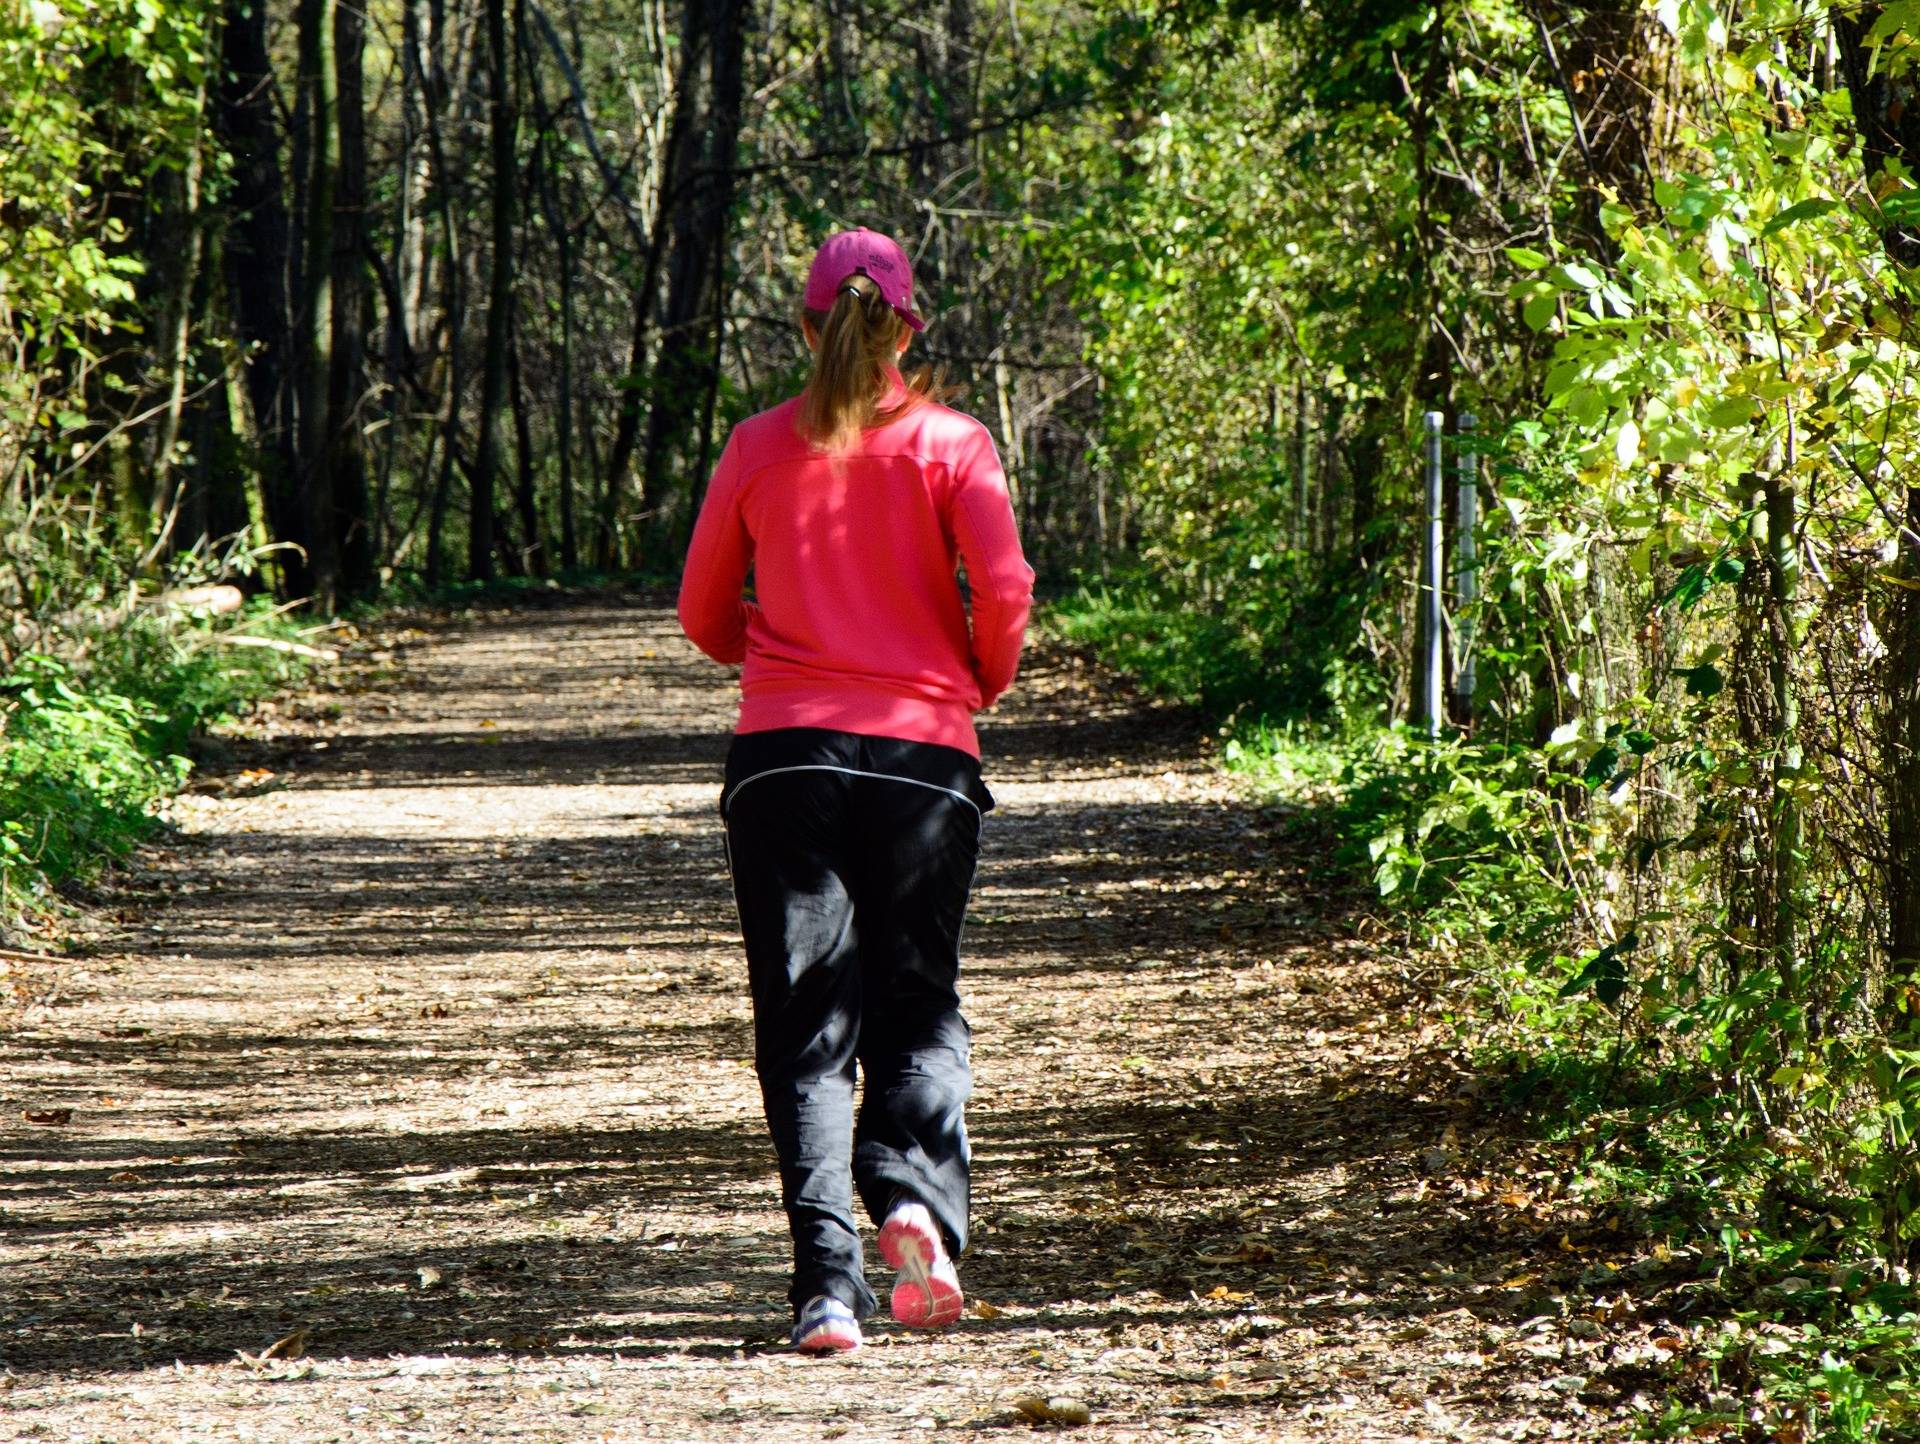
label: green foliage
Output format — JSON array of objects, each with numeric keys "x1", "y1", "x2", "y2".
[
  {"x1": 0, "y1": 601, "x2": 304, "y2": 918},
  {"x1": 0, "y1": 490, "x2": 306, "y2": 926},
  {"x1": 1044, "y1": 0, "x2": 1920, "y2": 1428},
  {"x1": 0, "y1": 0, "x2": 216, "y2": 467},
  {"x1": 1046, "y1": 562, "x2": 1384, "y2": 721},
  {"x1": 0, "y1": 653, "x2": 188, "y2": 894}
]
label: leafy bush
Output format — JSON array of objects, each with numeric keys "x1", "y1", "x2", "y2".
[
  {"x1": 1047, "y1": 564, "x2": 1389, "y2": 723},
  {"x1": 0, "y1": 603, "x2": 306, "y2": 921},
  {"x1": 0, "y1": 495, "x2": 310, "y2": 930},
  {"x1": 0, "y1": 654, "x2": 188, "y2": 900}
]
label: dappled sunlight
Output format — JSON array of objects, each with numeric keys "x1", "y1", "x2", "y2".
[{"x1": 2, "y1": 606, "x2": 1591, "y2": 1440}]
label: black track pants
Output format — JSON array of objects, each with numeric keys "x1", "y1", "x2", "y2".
[{"x1": 720, "y1": 726, "x2": 992, "y2": 1319}]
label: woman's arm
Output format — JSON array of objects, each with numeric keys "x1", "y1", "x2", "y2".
[
  {"x1": 946, "y1": 426, "x2": 1036, "y2": 706},
  {"x1": 677, "y1": 433, "x2": 755, "y2": 664}
]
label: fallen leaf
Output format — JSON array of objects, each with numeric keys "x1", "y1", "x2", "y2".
[
  {"x1": 972, "y1": 1299, "x2": 1005, "y2": 1319},
  {"x1": 418, "y1": 1266, "x2": 444, "y2": 1290},
  {"x1": 24, "y1": 1109, "x2": 72, "y2": 1126},
  {"x1": 1013, "y1": 1396, "x2": 1092, "y2": 1426},
  {"x1": 1205, "y1": 1285, "x2": 1251, "y2": 1302}
]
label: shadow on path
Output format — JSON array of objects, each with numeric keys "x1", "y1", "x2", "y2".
[{"x1": 0, "y1": 602, "x2": 1566, "y2": 1441}]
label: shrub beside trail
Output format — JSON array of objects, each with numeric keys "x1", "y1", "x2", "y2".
[{"x1": 1, "y1": 562, "x2": 316, "y2": 942}]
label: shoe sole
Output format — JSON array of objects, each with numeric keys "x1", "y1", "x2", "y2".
[
  {"x1": 792, "y1": 1320, "x2": 863, "y2": 1354},
  {"x1": 879, "y1": 1213, "x2": 962, "y2": 1328}
]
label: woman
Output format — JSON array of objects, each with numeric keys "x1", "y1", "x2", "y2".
[{"x1": 678, "y1": 226, "x2": 1035, "y2": 1354}]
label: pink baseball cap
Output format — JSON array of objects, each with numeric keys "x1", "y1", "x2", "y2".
[{"x1": 803, "y1": 226, "x2": 927, "y2": 332}]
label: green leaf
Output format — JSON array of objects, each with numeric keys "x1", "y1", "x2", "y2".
[
  {"x1": 1614, "y1": 418, "x2": 1641, "y2": 466},
  {"x1": 1867, "y1": 2, "x2": 1920, "y2": 44},
  {"x1": 1679, "y1": 663, "x2": 1725, "y2": 698},
  {"x1": 1583, "y1": 744, "x2": 1622, "y2": 789},
  {"x1": 1881, "y1": 191, "x2": 1920, "y2": 225},
  {"x1": 1505, "y1": 245, "x2": 1551, "y2": 270},
  {"x1": 1664, "y1": 563, "x2": 1710, "y2": 609},
  {"x1": 1567, "y1": 387, "x2": 1606, "y2": 427},
  {"x1": 1761, "y1": 198, "x2": 1837, "y2": 237},
  {"x1": 1706, "y1": 396, "x2": 1756, "y2": 428},
  {"x1": 1559, "y1": 930, "x2": 1638, "y2": 1007}
]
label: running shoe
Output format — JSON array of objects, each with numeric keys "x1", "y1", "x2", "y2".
[
  {"x1": 790, "y1": 1295, "x2": 863, "y2": 1353},
  {"x1": 878, "y1": 1197, "x2": 963, "y2": 1328}
]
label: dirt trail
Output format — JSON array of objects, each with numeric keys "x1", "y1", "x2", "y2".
[{"x1": 1, "y1": 599, "x2": 1620, "y2": 1441}]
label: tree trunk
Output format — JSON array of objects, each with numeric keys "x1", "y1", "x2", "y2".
[
  {"x1": 600, "y1": 0, "x2": 708, "y2": 567},
  {"x1": 520, "y1": 15, "x2": 579, "y2": 571},
  {"x1": 688, "y1": 213, "x2": 729, "y2": 520},
  {"x1": 1831, "y1": 8, "x2": 1920, "y2": 1001},
  {"x1": 215, "y1": 0, "x2": 310, "y2": 598},
  {"x1": 637, "y1": 0, "x2": 747, "y2": 564},
  {"x1": 1347, "y1": 399, "x2": 1385, "y2": 563},
  {"x1": 1761, "y1": 468, "x2": 1804, "y2": 1005},
  {"x1": 420, "y1": 0, "x2": 469, "y2": 588},
  {"x1": 376, "y1": 0, "x2": 430, "y2": 570},
  {"x1": 509, "y1": 333, "x2": 544, "y2": 574},
  {"x1": 1526, "y1": 1, "x2": 1662, "y2": 254},
  {"x1": 555, "y1": 198, "x2": 579, "y2": 572},
  {"x1": 144, "y1": 76, "x2": 208, "y2": 556},
  {"x1": 195, "y1": 356, "x2": 257, "y2": 554},
  {"x1": 330, "y1": 0, "x2": 375, "y2": 597},
  {"x1": 470, "y1": 0, "x2": 518, "y2": 581},
  {"x1": 296, "y1": 0, "x2": 341, "y2": 608}
]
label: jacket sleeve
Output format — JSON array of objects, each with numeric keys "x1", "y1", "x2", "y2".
[
  {"x1": 677, "y1": 430, "x2": 755, "y2": 665},
  {"x1": 946, "y1": 425, "x2": 1035, "y2": 707}
]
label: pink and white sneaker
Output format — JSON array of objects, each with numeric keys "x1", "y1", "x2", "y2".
[
  {"x1": 878, "y1": 1198, "x2": 963, "y2": 1329},
  {"x1": 790, "y1": 1295, "x2": 863, "y2": 1353}
]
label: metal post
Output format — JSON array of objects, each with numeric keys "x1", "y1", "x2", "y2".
[
  {"x1": 1454, "y1": 411, "x2": 1478, "y2": 717},
  {"x1": 1423, "y1": 412, "x2": 1445, "y2": 738},
  {"x1": 1294, "y1": 379, "x2": 1310, "y2": 551}
]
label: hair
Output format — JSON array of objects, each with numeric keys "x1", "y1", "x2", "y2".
[{"x1": 795, "y1": 272, "x2": 940, "y2": 453}]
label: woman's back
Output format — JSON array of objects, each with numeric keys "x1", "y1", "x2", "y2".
[{"x1": 679, "y1": 375, "x2": 1031, "y2": 757}]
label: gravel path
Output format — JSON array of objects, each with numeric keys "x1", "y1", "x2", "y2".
[{"x1": 0, "y1": 598, "x2": 1626, "y2": 1441}]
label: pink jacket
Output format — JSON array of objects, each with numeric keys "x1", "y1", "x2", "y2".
[{"x1": 677, "y1": 375, "x2": 1035, "y2": 757}]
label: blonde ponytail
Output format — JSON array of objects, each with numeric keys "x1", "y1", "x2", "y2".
[{"x1": 796, "y1": 273, "x2": 939, "y2": 452}]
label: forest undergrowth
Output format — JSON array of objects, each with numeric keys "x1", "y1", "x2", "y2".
[
  {"x1": 1049, "y1": 579, "x2": 1920, "y2": 1443},
  {"x1": 0, "y1": 527, "x2": 316, "y2": 957}
]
